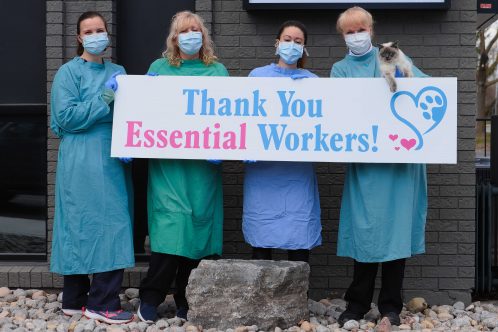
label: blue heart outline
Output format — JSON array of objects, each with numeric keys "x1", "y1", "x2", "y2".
[{"x1": 390, "y1": 86, "x2": 447, "y2": 151}]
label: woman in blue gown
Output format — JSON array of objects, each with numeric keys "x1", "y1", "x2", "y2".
[
  {"x1": 50, "y1": 11, "x2": 134, "y2": 324},
  {"x1": 243, "y1": 21, "x2": 322, "y2": 263},
  {"x1": 331, "y1": 7, "x2": 428, "y2": 328}
]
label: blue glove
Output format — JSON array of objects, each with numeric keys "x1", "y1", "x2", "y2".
[
  {"x1": 147, "y1": 72, "x2": 159, "y2": 76},
  {"x1": 290, "y1": 73, "x2": 309, "y2": 80},
  {"x1": 105, "y1": 71, "x2": 123, "y2": 92},
  {"x1": 207, "y1": 160, "x2": 222, "y2": 165},
  {"x1": 243, "y1": 160, "x2": 257, "y2": 164},
  {"x1": 395, "y1": 67, "x2": 404, "y2": 78},
  {"x1": 119, "y1": 157, "x2": 133, "y2": 164}
]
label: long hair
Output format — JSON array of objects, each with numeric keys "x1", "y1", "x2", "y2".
[
  {"x1": 76, "y1": 11, "x2": 108, "y2": 56},
  {"x1": 276, "y1": 20, "x2": 308, "y2": 69},
  {"x1": 163, "y1": 11, "x2": 217, "y2": 67}
]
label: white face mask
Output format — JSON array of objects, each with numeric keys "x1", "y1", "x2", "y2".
[{"x1": 345, "y1": 31, "x2": 372, "y2": 55}]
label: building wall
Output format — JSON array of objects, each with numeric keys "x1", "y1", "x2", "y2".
[{"x1": 39, "y1": 0, "x2": 476, "y2": 304}]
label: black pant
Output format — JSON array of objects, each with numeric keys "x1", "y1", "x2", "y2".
[
  {"x1": 252, "y1": 247, "x2": 310, "y2": 263},
  {"x1": 345, "y1": 259, "x2": 405, "y2": 315},
  {"x1": 62, "y1": 269, "x2": 124, "y2": 311},
  {"x1": 139, "y1": 252, "x2": 200, "y2": 309},
  {"x1": 132, "y1": 159, "x2": 149, "y2": 253}
]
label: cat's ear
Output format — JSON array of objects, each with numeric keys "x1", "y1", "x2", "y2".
[
  {"x1": 377, "y1": 43, "x2": 384, "y2": 49},
  {"x1": 392, "y1": 41, "x2": 399, "y2": 48}
]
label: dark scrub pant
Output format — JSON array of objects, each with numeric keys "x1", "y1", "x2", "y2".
[
  {"x1": 62, "y1": 269, "x2": 124, "y2": 311},
  {"x1": 345, "y1": 259, "x2": 406, "y2": 315},
  {"x1": 252, "y1": 247, "x2": 310, "y2": 263},
  {"x1": 139, "y1": 252, "x2": 200, "y2": 309}
]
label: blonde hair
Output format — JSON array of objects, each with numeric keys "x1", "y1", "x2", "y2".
[
  {"x1": 336, "y1": 6, "x2": 374, "y2": 34},
  {"x1": 163, "y1": 11, "x2": 217, "y2": 67}
]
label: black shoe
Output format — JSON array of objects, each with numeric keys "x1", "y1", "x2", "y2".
[
  {"x1": 338, "y1": 310, "x2": 364, "y2": 327},
  {"x1": 381, "y1": 312, "x2": 401, "y2": 326},
  {"x1": 176, "y1": 306, "x2": 188, "y2": 320}
]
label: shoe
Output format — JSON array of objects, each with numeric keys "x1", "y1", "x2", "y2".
[
  {"x1": 381, "y1": 312, "x2": 401, "y2": 326},
  {"x1": 338, "y1": 310, "x2": 364, "y2": 327},
  {"x1": 137, "y1": 302, "x2": 157, "y2": 323},
  {"x1": 62, "y1": 307, "x2": 84, "y2": 316},
  {"x1": 176, "y1": 306, "x2": 188, "y2": 320},
  {"x1": 84, "y1": 308, "x2": 134, "y2": 324}
]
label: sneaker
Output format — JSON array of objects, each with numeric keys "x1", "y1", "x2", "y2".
[
  {"x1": 62, "y1": 307, "x2": 84, "y2": 316},
  {"x1": 176, "y1": 306, "x2": 188, "y2": 320},
  {"x1": 338, "y1": 310, "x2": 364, "y2": 327},
  {"x1": 380, "y1": 312, "x2": 401, "y2": 326},
  {"x1": 137, "y1": 302, "x2": 157, "y2": 323},
  {"x1": 84, "y1": 308, "x2": 134, "y2": 324}
]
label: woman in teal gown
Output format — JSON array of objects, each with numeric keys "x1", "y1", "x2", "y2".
[
  {"x1": 50, "y1": 11, "x2": 134, "y2": 324},
  {"x1": 331, "y1": 6, "x2": 428, "y2": 328}
]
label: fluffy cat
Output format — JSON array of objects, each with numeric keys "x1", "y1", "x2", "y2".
[{"x1": 377, "y1": 41, "x2": 413, "y2": 92}]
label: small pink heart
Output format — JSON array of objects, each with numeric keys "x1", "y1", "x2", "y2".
[
  {"x1": 395, "y1": 147, "x2": 400, "y2": 151},
  {"x1": 389, "y1": 134, "x2": 398, "y2": 141},
  {"x1": 400, "y1": 138, "x2": 416, "y2": 150}
]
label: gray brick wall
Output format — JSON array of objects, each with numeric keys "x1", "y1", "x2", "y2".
[{"x1": 40, "y1": 0, "x2": 475, "y2": 304}]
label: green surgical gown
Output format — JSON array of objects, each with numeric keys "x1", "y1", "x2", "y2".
[
  {"x1": 146, "y1": 58, "x2": 228, "y2": 259},
  {"x1": 331, "y1": 48, "x2": 428, "y2": 263},
  {"x1": 50, "y1": 57, "x2": 134, "y2": 275}
]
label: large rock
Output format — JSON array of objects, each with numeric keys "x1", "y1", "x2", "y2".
[{"x1": 186, "y1": 259, "x2": 309, "y2": 330}]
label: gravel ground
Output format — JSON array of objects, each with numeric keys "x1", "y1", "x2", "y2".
[{"x1": 0, "y1": 287, "x2": 495, "y2": 331}]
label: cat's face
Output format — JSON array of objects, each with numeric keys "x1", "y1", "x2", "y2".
[{"x1": 378, "y1": 42, "x2": 400, "y2": 63}]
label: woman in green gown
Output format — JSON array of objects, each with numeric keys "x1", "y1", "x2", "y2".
[{"x1": 138, "y1": 11, "x2": 228, "y2": 323}]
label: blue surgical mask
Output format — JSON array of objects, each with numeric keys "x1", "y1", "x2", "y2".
[
  {"x1": 345, "y1": 31, "x2": 372, "y2": 55},
  {"x1": 82, "y1": 32, "x2": 109, "y2": 55},
  {"x1": 276, "y1": 41, "x2": 304, "y2": 65},
  {"x1": 178, "y1": 31, "x2": 203, "y2": 55}
]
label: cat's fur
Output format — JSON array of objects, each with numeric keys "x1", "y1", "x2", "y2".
[{"x1": 378, "y1": 41, "x2": 413, "y2": 92}]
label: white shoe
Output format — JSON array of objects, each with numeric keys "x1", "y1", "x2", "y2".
[{"x1": 62, "y1": 308, "x2": 83, "y2": 316}]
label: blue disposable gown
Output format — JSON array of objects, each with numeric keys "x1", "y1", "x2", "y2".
[
  {"x1": 331, "y1": 48, "x2": 428, "y2": 263},
  {"x1": 50, "y1": 57, "x2": 134, "y2": 274},
  {"x1": 242, "y1": 64, "x2": 322, "y2": 250}
]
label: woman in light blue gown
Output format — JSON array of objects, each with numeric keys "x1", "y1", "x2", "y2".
[{"x1": 243, "y1": 21, "x2": 322, "y2": 263}]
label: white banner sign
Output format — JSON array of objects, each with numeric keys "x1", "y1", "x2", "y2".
[{"x1": 111, "y1": 76, "x2": 457, "y2": 164}]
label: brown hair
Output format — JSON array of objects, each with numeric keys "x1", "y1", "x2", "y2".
[
  {"x1": 163, "y1": 11, "x2": 217, "y2": 67},
  {"x1": 76, "y1": 11, "x2": 109, "y2": 56},
  {"x1": 276, "y1": 20, "x2": 308, "y2": 69}
]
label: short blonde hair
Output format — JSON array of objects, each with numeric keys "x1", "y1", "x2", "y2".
[
  {"x1": 163, "y1": 11, "x2": 217, "y2": 67},
  {"x1": 336, "y1": 6, "x2": 374, "y2": 34}
]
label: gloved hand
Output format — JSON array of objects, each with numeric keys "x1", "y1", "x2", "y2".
[
  {"x1": 147, "y1": 72, "x2": 159, "y2": 76},
  {"x1": 395, "y1": 67, "x2": 404, "y2": 78},
  {"x1": 243, "y1": 160, "x2": 257, "y2": 164},
  {"x1": 105, "y1": 71, "x2": 123, "y2": 92},
  {"x1": 119, "y1": 157, "x2": 133, "y2": 164},
  {"x1": 207, "y1": 159, "x2": 222, "y2": 165},
  {"x1": 290, "y1": 73, "x2": 309, "y2": 80}
]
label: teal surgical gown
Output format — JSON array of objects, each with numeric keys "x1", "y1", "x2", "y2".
[
  {"x1": 50, "y1": 57, "x2": 134, "y2": 274},
  {"x1": 242, "y1": 64, "x2": 322, "y2": 250},
  {"x1": 331, "y1": 48, "x2": 428, "y2": 263}
]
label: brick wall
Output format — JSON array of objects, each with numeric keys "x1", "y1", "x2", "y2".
[{"x1": 41, "y1": 0, "x2": 475, "y2": 304}]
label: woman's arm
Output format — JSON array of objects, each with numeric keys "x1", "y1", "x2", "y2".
[{"x1": 50, "y1": 67, "x2": 112, "y2": 135}]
